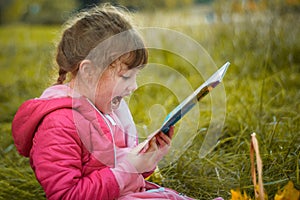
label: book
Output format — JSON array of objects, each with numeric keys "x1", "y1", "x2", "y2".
[
  {"x1": 138, "y1": 61, "x2": 230, "y2": 152},
  {"x1": 160, "y1": 61, "x2": 230, "y2": 134}
]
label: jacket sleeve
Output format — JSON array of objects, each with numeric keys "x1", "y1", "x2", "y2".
[{"x1": 30, "y1": 109, "x2": 120, "y2": 200}]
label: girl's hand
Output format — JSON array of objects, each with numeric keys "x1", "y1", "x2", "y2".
[
  {"x1": 153, "y1": 125, "x2": 174, "y2": 161},
  {"x1": 155, "y1": 125, "x2": 174, "y2": 147},
  {"x1": 125, "y1": 126, "x2": 175, "y2": 173}
]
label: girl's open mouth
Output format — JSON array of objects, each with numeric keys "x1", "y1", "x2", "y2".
[{"x1": 111, "y1": 96, "x2": 122, "y2": 110}]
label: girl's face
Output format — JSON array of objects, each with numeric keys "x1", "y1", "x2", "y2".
[{"x1": 94, "y1": 58, "x2": 139, "y2": 114}]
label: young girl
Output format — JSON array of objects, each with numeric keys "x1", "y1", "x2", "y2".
[{"x1": 12, "y1": 4, "x2": 195, "y2": 200}]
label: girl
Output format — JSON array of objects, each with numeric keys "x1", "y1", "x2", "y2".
[{"x1": 12, "y1": 4, "x2": 194, "y2": 200}]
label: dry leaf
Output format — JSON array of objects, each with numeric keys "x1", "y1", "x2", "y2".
[
  {"x1": 274, "y1": 181, "x2": 300, "y2": 200},
  {"x1": 230, "y1": 189, "x2": 252, "y2": 200}
]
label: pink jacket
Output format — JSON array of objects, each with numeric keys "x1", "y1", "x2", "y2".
[
  {"x1": 12, "y1": 85, "x2": 195, "y2": 200},
  {"x1": 12, "y1": 85, "x2": 150, "y2": 199}
]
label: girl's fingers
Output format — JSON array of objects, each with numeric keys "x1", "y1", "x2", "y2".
[
  {"x1": 132, "y1": 139, "x2": 150, "y2": 154},
  {"x1": 156, "y1": 126, "x2": 174, "y2": 146},
  {"x1": 147, "y1": 137, "x2": 158, "y2": 152},
  {"x1": 168, "y1": 126, "x2": 175, "y2": 139},
  {"x1": 141, "y1": 126, "x2": 175, "y2": 153},
  {"x1": 156, "y1": 133, "x2": 171, "y2": 146}
]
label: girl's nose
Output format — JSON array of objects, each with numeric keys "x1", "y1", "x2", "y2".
[{"x1": 128, "y1": 80, "x2": 137, "y2": 92}]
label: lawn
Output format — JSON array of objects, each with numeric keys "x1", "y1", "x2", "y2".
[{"x1": 0, "y1": 7, "x2": 299, "y2": 200}]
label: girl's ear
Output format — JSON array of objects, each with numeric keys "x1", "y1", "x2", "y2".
[
  {"x1": 78, "y1": 60, "x2": 100, "y2": 87},
  {"x1": 78, "y1": 60, "x2": 95, "y2": 77}
]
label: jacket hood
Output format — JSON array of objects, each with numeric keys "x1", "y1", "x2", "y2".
[
  {"x1": 12, "y1": 84, "x2": 137, "y2": 157},
  {"x1": 12, "y1": 85, "x2": 78, "y2": 157}
]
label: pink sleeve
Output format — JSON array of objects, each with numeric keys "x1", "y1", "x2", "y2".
[
  {"x1": 114, "y1": 100, "x2": 138, "y2": 147},
  {"x1": 114, "y1": 100, "x2": 155, "y2": 180},
  {"x1": 30, "y1": 111, "x2": 120, "y2": 200},
  {"x1": 110, "y1": 160, "x2": 146, "y2": 196}
]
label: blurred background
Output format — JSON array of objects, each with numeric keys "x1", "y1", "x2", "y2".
[
  {"x1": 0, "y1": 0, "x2": 209, "y2": 25},
  {"x1": 0, "y1": 0, "x2": 299, "y2": 25},
  {"x1": 0, "y1": 0, "x2": 299, "y2": 199}
]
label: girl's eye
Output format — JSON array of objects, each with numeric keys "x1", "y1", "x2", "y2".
[{"x1": 121, "y1": 75, "x2": 130, "y2": 80}]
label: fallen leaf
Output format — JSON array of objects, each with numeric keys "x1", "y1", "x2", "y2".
[{"x1": 274, "y1": 181, "x2": 300, "y2": 200}]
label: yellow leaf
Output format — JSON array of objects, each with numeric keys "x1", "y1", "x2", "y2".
[
  {"x1": 230, "y1": 189, "x2": 252, "y2": 200},
  {"x1": 145, "y1": 167, "x2": 164, "y2": 185},
  {"x1": 274, "y1": 181, "x2": 300, "y2": 200}
]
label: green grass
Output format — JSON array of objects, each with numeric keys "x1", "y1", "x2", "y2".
[
  {"x1": 0, "y1": 25, "x2": 59, "y2": 123},
  {"x1": 0, "y1": 9, "x2": 299, "y2": 200},
  {"x1": 0, "y1": 25, "x2": 59, "y2": 199}
]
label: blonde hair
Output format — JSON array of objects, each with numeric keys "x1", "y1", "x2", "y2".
[{"x1": 55, "y1": 4, "x2": 148, "y2": 84}]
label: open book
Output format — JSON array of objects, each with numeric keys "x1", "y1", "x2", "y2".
[
  {"x1": 160, "y1": 61, "x2": 230, "y2": 134},
  {"x1": 139, "y1": 62, "x2": 230, "y2": 151}
]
